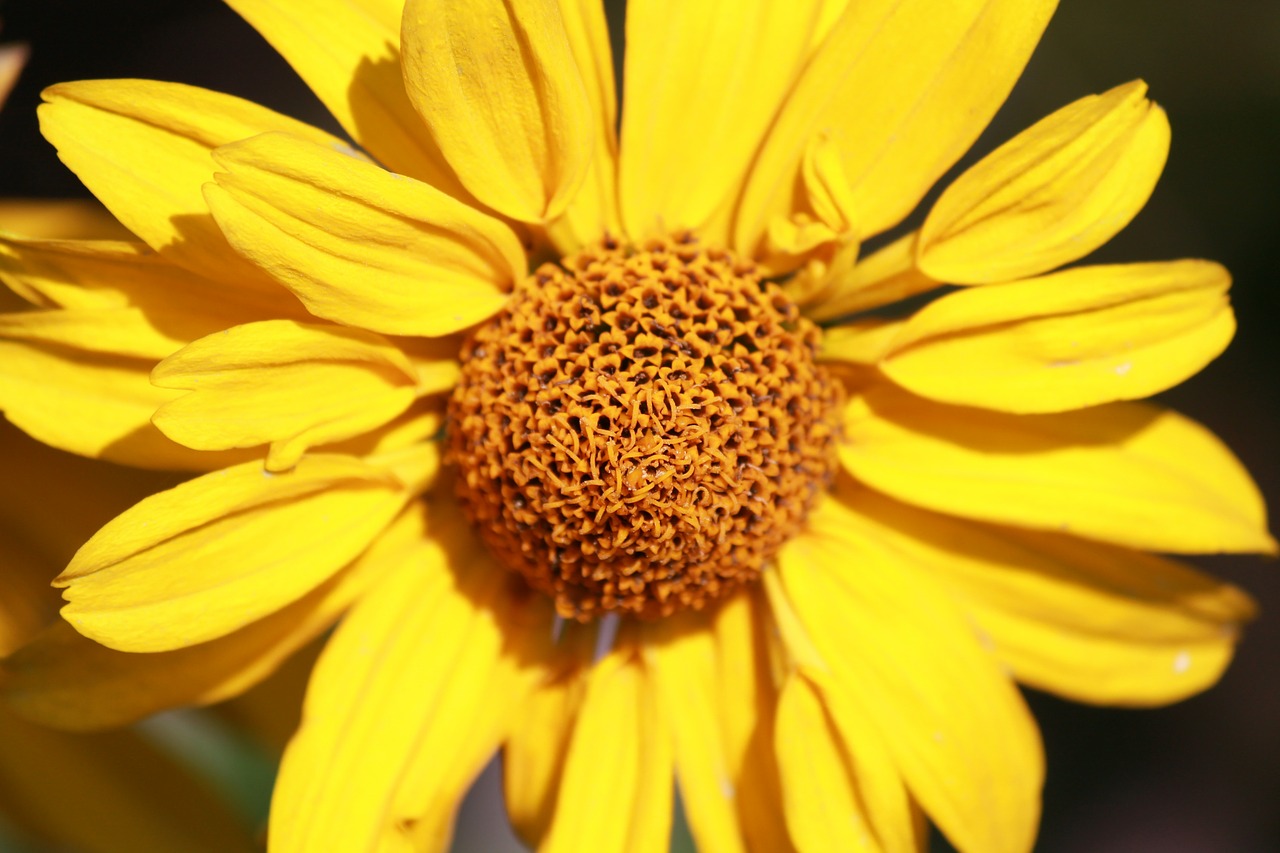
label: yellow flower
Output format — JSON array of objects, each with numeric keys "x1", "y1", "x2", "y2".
[{"x1": 0, "y1": 2, "x2": 1272, "y2": 852}]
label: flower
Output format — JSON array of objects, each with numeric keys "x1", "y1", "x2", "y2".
[{"x1": 0, "y1": 2, "x2": 1273, "y2": 852}]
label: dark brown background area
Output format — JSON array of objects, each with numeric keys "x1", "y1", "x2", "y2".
[{"x1": 1, "y1": 1, "x2": 1276, "y2": 851}]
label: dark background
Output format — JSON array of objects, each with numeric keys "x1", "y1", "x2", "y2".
[{"x1": 1, "y1": 1, "x2": 1276, "y2": 851}]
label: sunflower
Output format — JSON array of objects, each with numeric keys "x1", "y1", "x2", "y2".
[{"x1": 0, "y1": 1, "x2": 1273, "y2": 851}]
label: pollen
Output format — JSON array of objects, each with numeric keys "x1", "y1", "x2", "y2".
[{"x1": 447, "y1": 234, "x2": 844, "y2": 620}]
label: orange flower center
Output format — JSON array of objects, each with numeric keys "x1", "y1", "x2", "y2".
[{"x1": 447, "y1": 234, "x2": 843, "y2": 620}]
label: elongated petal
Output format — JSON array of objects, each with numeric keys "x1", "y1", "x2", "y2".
[
  {"x1": 834, "y1": 484, "x2": 1258, "y2": 705},
  {"x1": 0, "y1": 707, "x2": 257, "y2": 853},
  {"x1": 503, "y1": 666, "x2": 585, "y2": 845},
  {"x1": 38, "y1": 79, "x2": 344, "y2": 280},
  {"x1": 207, "y1": 131, "x2": 521, "y2": 336},
  {"x1": 0, "y1": 307, "x2": 221, "y2": 361},
  {"x1": 619, "y1": 0, "x2": 827, "y2": 239},
  {"x1": 0, "y1": 233, "x2": 303, "y2": 318},
  {"x1": 735, "y1": 0, "x2": 1056, "y2": 257},
  {"x1": 56, "y1": 449, "x2": 436, "y2": 652},
  {"x1": 545, "y1": 0, "x2": 621, "y2": 251},
  {"x1": 224, "y1": 0, "x2": 467, "y2": 195},
  {"x1": 270, "y1": 511, "x2": 545, "y2": 853},
  {"x1": 3, "y1": 502, "x2": 422, "y2": 730},
  {"x1": 646, "y1": 593, "x2": 790, "y2": 853},
  {"x1": 918, "y1": 81, "x2": 1170, "y2": 283},
  {"x1": 152, "y1": 319, "x2": 443, "y2": 470},
  {"x1": 806, "y1": 232, "x2": 939, "y2": 321},
  {"x1": 0, "y1": 339, "x2": 252, "y2": 470},
  {"x1": 0, "y1": 198, "x2": 130, "y2": 241},
  {"x1": 400, "y1": 0, "x2": 593, "y2": 222},
  {"x1": 0, "y1": 420, "x2": 178, "y2": 654},
  {"x1": 882, "y1": 261, "x2": 1235, "y2": 412},
  {"x1": 543, "y1": 648, "x2": 673, "y2": 853},
  {"x1": 777, "y1": 499, "x2": 1045, "y2": 853},
  {"x1": 840, "y1": 387, "x2": 1276, "y2": 554},
  {"x1": 776, "y1": 671, "x2": 915, "y2": 853},
  {"x1": 821, "y1": 319, "x2": 909, "y2": 368}
]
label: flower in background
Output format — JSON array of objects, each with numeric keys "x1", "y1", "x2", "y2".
[{"x1": 0, "y1": 2, "x2": 1272, "y2": 852}]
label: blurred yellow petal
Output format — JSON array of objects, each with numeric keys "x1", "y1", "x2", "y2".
[
  {"x1": 57, "y1": 449, "x2": 436, "y2": 652},
  {"x1": 736, "y1": 0, "x2": 1056, "y2": 257},
  {"x1": 881, "y1": 260, "x2": 1235, "y2": 412},
  {"x1": 840, "y1": 387, "x2": 1276, "y2": 554},
  {"x1": 4, "y1": 501, "x2": 422, "y2": 730},
  {"x1": 224, "y1": 0, "x2": 467, "y2": 195},
  {"x1": 503, "y1": 625, "x2": 594, "y2": 846},
  {"x1": 0, "y1": 198, "x2": 129, "y2": 240},
  {"x1": 39, "y1": 79, "x2": 345, "y2": 280},
  {"x1": 777, "y1": 498, "x2": 1044, "y2": 853},
  {"x1": 0, "y1": 339, "x2": 252, "y2": 470},
  {"x1": 0, "y1": 233, "x2": 301, "y2": 317},
  {"x1": 710, "y1": 591, "x2": 793, "y2": 852},
  {"x1": 152, "y1": 319, "x2": 446, "y2": 470},
  {"x1": 0, "y1": 307, "x2": 229, "y2": 360},
  {"x1": 918, "y1": 81, "x2": 1170, "y2": 283},
  {"x1": 805, "y1": 232, "x2": 939, "y2": 321},
  {"x1": 207, "y1": 131, "x2": 521, "y2": 336},
  {"x1": 545, "y1": 0, "x2": 621, "y2": 251},
  {"x1": 0, "y1": 420, "x2": 176, "y2": 653},
  {"x1": 544, "y1": 647, "x2": 673, "y2": 853},
  {"x1": 776, "y1": 671, "x2": 909, "y2": 853},
  {"x1": 820, "y1": 319, "x2": 908, "y2": 367},
  {"x1": 270, "y1": 509, "x2": 548, "y2": 853},
  {"x1": 400, "y1": 0, "x2": 592, "y2": 223},
  {"x1": 646, "y1": 592, "x2": 790, "y2": 853},
  {"x1": 833, "y1": 484, "x2": 1258, "y2": 706},
  {"x1": 619, "y1": 1, "x2": 828, "y2": 240},
  {"x1": 0, "y1": 707, "x2": 256, "y2": 853}
]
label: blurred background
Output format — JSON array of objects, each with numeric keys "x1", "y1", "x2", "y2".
[{"x1": 0, "y1": 0, "x2": 1276, "y2": 850}]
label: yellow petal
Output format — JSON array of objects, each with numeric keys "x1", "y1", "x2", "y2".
[
  {"x1": 57, "y1": 449, "x2": 436, "y2": 652},
  {"x1": 646, "y1": 592, "x2": 790, "y2": 853},
  {"x1": 619, "y1": 1, "x2": 829, "y2": 240},
  {"x1": 207, "y1": 131, "x2": 522, "y2": 336},
  {"x1": 834, "y1": 483, "x2": 1258, "y2": 706},
  {"x1": 805, "y1": 232, "x2": 939, "y2": 321},
  {"x1": 502, "y1": 625, "x2": 594, "y2": 846},
  {"x1": 3, "y1": 501, "x2": 422, "y2": 730},
  {"x1": 270, "y1": 510, "x2": 545, "y2": 853},
  {"x1": 0, "y1": 306, "x2": 228, "y2": 361},
  {"x1": 543, "y1": 647, "x2": 673, "y2": 853},
  {"x1": 0, "y1": 233, "x2": 301, "y2": 317},
  {"x1": 152, "y1": 319, "x2": 440, "y2": 471},
  {"x1": 0, "y1": 706, "x2": 257, "y2": 853},
  {"x1": 223, "y1": 0, "x2": 467, "y2": 196},
  {"x1": 820, "y1": 319, "x2": 908, "y2": 367},
  {"x1": 735, "y1": 0, "x2": 1057, "y2": 257},
  {"x1": 918, "y1": 81, "x2": 1171, "y2": 283},
  {"x1": 38, "y1": 79, "x2": 345, "y2": 281},
  {"x1": 0, "y1": 198, "x2": 130, "y2": 240},
  {"x1": 0, "y1": 339, "x2": 253, "y2": 470},
  {"x1": 400, "y1": 0, "x2": 592, "y2": 223},
  {"x1": 882, "y1": 260, "x2": 1235, "y2": 412},
  {"x1": 777, "y1": 498, "x2": 1045, "y2": 853},
  {"x1": 841, "y1": 386, "x2": 1276, "y2": 554},
  {"x1": 0, "y1": 420, "x2": 176, "y2": 654},
  {"x1": 544, "y1": 0, "x2": 621, "y2": 251},
  {"x1": 775, "y1": 671, "x2": 915, "y2": 853}
]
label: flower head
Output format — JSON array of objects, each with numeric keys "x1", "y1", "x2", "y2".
[{"x1": 0, "y1": 2, "x2": 1272, "y2": 852}]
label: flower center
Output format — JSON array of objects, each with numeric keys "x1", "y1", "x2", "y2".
[{"x1": 447, "y1": 234, "x2": 844, "y2": 620}]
